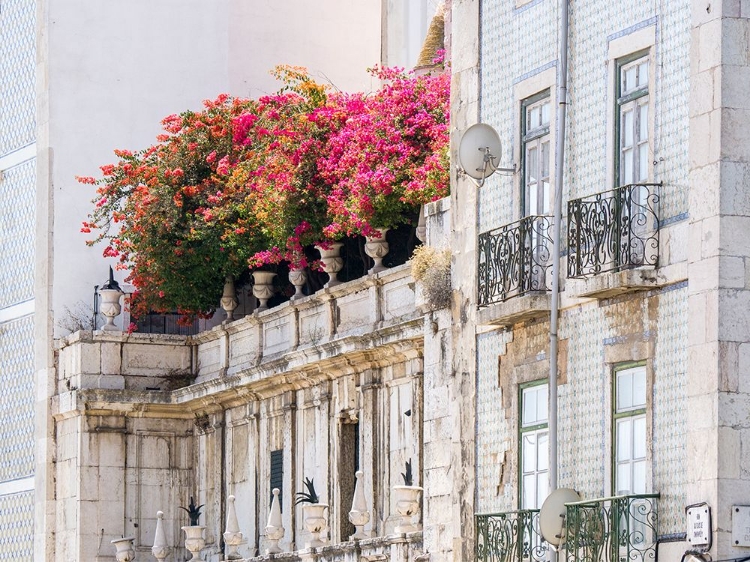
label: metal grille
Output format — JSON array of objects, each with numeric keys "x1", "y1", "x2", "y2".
[
  {"x1": 477, "y1": 215, "x2": 553, "y2": 307},
  {"x1": 0, "y1": 0, "x2": 36, "y2": 156},
  {"x1": 564, "y1": 494, "x2": 659, "y2": 562},
  {"x1": 0, "y1": 490, "x2": 34, "y2": 561},
  {"x1": 567, "y1": 183, "x2": 660, "y2": 279},
  {"x1": 0, "y1": 160, "x2": 35, "y2": 309},
  {"x1": 475, "y1": 510, "x2": 548, "y2": 562},
  {"x1": 0, "y1": 315, "x2": 35, "y2": 482}
]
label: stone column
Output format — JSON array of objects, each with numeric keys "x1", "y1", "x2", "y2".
[
  {"x1": 688, "y1": 1, "x2": 750, "y2": 558},
  {"x1": 430, "y1": 1, "x2": 481, "y2": 560}
]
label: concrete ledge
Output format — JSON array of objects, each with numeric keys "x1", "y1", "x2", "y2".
[
  {"x1": 567, "y1": 267, "x2": 667, "y2": 299},
  {"x1": 477, "y1": 293, "x2": 552, "y2": 327}
]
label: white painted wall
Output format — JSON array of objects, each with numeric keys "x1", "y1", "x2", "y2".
[{"x1": 42, "y1": 0, "x2": 384, "y2": 336}]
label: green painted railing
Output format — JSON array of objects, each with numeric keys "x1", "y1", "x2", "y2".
[
  {"x1": 564, "y1": 493, "x2": 659, "y2": 562},
  {"x1": 475, "y1": 510, "x2": 549, "y2": 562}
]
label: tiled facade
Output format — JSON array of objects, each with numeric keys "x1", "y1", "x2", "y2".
[
  {"x1": 0, "y1": 0, "x2": 36, "y2": 560},
  {"x1": 0, "y1": 160, "x2": 36, "y2": 309},
  {"x1": 0, "y1": 0, "x2": 36, "y2": 156},
  {"x1": 474, "y1": 0, "x2": 690, "y2": 545},
  {"x1": 0, "y1": 491, "x2": 34, "y2": 562}
]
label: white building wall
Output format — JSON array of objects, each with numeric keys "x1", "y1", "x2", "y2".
[{"x1": 39, "y1": 0, "x2": 385, "y2": 338}]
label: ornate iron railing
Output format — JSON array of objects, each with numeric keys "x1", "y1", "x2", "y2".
[
  {"x1": 564, "y1": 494, "x2": 659, "y2": 562},
  {"x1": 477, "y1": 215, "x2": 553, "y2": 306},
  {"x1": 475, "y1": 510, "x2": 549, "y2": 562},
  {"x1": 567, "y1": 183, "x2": 660, "y2": 278}
]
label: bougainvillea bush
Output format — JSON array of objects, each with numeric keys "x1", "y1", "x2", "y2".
[
  {"x1": 80, "y1": 63, "x2": 449, "y2": 319},
  {"x1": 319, "y1": 65, "x2": 450, "y2": 238},
  {"x1": 80, "y1": 95, "x2": 271, "y2": 318}
]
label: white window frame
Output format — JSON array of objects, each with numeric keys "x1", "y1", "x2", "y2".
[
  {"x1": 613, "y1": 364, "x2": 648, "y2": 495},
  {"x1": 519, "y1": 382, "x2": 549, "y2": 510}
]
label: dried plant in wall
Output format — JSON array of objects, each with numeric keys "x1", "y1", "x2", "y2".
[{"x1": 410, "y1": 245, "x2": 451, "y2": 310}]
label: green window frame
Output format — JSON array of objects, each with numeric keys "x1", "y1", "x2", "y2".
[
  {"x1": 612, "y1": 362, "x2": 648, "y2": 495},
  {"x1": 615, "y1": 51, "x2": 650, "y2": 187},
  {"x1": 521, "y1": 90, "x2": 552, "y2": 218},
  {"x1": 519, "y1": 380, "x2": 549, "y2": 509}
]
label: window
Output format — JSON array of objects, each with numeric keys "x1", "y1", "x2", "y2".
[
  {"x1": 520, "y1": 382, "x2": 549, "y2": 509},
  {"x1": 616, "y1": 54, "x2": 650, "y2": 186},
  {"x1": 270, "y1": 449, "x2": 284, "y2": 508},
  {"x1": 521, "y1": 92, "x2": 552, "y2": 217},
  {"x1": 614, "y1": 365, "x2": 647, "y2": 495}
]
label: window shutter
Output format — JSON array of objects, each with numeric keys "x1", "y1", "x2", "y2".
[{"x1": 270, "y1": 449, "x2": 284, "y2": 509}]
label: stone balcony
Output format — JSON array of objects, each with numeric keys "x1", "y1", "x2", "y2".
[
  {"x1": 55, "y1": 263, "x2": 421, "y2": 409},
  {"x1": 52, "y1": 263, "x2": 429, "y2": 562},
  {"x1": 248, "y1": 533, "x2": 424, "y2": 562}
]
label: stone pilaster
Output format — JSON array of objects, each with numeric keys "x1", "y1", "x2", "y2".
[
  {"x1": 425, "y1": 1, "x2": 481, "y2": 560},
  {"x1": 688, "y1": 1, "x2": 750, "y2": 557}
]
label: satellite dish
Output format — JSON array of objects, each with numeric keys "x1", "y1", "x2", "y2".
[
  {"x1": 539, "y1": 488, "x2": 581, "y2": 546},
  {"x1": 458, "y1": 123, "x2": 503, "y2": 181}
]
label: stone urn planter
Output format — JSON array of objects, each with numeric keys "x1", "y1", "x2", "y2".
[
  {"x1": 252, "y1": 270, "x2": 277, "y2": 311},
  {"x1": 348, "y1": 470, "x2": 370, "y2": 540},
  {"x1": 182, "y1": 525, "x2": 206, "y2": 561},
  {"x1": 99, "y1": 266, "x2": 124, "y2": 331},
  {"x1": 365, "y1": 228, "x2": 390, "y2": 274},
  {"x1": 301, "y1": 503, "x2": 329, "y2": 548},
  {"x1": 393, "y1": 485, "x2": 423, "y2": 533},
  {"x1": 224, "y1": 495, "x2": 244, "y2": 560},
  {"x1": 289, "y1": 266, "x2": 307, "y2": 300},
  {"x1": 152, "y1": 511, "x2": 171, "y2": 562},
  {"x1": 111, "y1": 536, "x2": 135, "y2": 562},
  {"x1": 220, "y1": 275, "x2": 239, "y2": 321},
  {"x1": 315, "y1": 242, "x2": 344, "y2": 288},
  {"x1": 265, "y1": 487, "x2": 285, "y2": 554}
]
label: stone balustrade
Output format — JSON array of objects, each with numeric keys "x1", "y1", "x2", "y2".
[
  {"x1": 55, "y1": 263, "x2": 419, "y2": 404},
  {"x1": 245, "y1": 533, "x2": 424, "y2": 562}
]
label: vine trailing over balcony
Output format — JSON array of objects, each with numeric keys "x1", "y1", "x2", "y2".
[{"x1": 78, "y1": 58, "x2": 450, "y2": 321}]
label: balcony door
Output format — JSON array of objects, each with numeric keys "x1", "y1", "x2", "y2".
[
  {"x1": 522, "y1": 93, "x2": 551, "y2": 219},
  {"x1": 521, "y1": 93, "x2": 552, "y2": 291}
]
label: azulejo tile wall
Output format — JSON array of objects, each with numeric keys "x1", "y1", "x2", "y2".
[
  {"x1": 475, "y1": 0, "x2": 689, "y2": 535},
  {"x1": 476, "y1": 284, "x2": 687, "y2": 533},
  {"x1": 0, "y1": 0, "x2": 35, "y2": 157},
  {"x1": 0, "y1": 160, "x2": 35, "y2": 309},
  {"x1": 0, "y1": 316, "x2": 35, "y2": 483},
  {"x1": 652, "y1": 282, "x2": 688, "y2": 533},
  {"x1": 478, "y1": 0, "x2": 689, "y2": 232},
  {"x1": 0, "y1": 491, "x2": 34, "y2": 561},
  {"x1": 476, "y1": 329, "x2": 513, "y2": 513}
]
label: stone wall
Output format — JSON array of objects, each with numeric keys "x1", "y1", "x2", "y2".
[{"x1": 51, "y1": 263, "x2": 438, "y2": 561}]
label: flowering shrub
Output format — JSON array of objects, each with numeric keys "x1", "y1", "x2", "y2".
[
  {"x1": 79, "y1": 95, "x2": 270, "y2": 317},
  {"x1": 81, "y1": 64, "x2": 450, "y2": 319},
  {"x1": 319, "y1": 66, "x2": 450, "y2": 237}
]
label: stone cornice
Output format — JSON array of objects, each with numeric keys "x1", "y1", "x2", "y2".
[{"x1": 53, "y1": 318, "x2": 424, "y2": 420}]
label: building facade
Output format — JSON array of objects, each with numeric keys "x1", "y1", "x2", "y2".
[
  {"x1": 9, "y1": 0, "x2": 750, "y2": 560},
  {"x1": 0, "y1": 0, "x2": 38, "y2": 560},
  {"x1": 0, "y1": 0, "x2": 441, "y2": 560},
  {"x1": 463, "y1": 0, "x2": 750, "y2": 561}
]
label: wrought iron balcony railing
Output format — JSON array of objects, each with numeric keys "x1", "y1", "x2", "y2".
[
  {"x1": 567, "y1": 183, "x2": 660, "y2": 279},
  {"x1": 564, "y1": 493, "x2": 659, "y2": 562},
  {"x1": 477, "y1": 215, "x2": 553, "y2": 307},
  {"x1": 475, "y1": 510, "x2": 549, "y2": 562}
]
